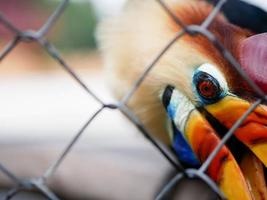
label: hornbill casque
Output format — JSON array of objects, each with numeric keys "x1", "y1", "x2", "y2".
[{"x1": 98, "y1": 0, "x2": 267, "y2": 199}]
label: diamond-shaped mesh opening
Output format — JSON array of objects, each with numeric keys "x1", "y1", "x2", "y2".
[
  {"x1": 45, "y1": 1, "x2": 97, "y2": 52},
  {"x1": 55, "y1": 108, "x2": 173, "y2": 199},
  {"x1": 0, "y1": 0, "x2": 266, "y2": 200},
  {"x1": 0, "y1": 42, "x2": 100, "y2": 184}
]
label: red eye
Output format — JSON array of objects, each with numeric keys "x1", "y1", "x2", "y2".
[
  {"x1": 194, "y1": 72, "x2": 223, "y2": 102},
  {"x1": 197, "y1": 80, "x2": 219, "y2": 99}
]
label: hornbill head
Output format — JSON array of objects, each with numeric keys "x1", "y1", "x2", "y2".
[{"x1": 98, "y1": 0, "x2": 267, "y2": 199}]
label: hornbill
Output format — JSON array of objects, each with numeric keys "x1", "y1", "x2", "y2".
[{"x1": 98, "y1": 0, "x2": 267, "y2": 199}]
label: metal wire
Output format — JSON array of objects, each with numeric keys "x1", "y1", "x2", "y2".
[{"x1": 0, "y1": 0, "x2": 265, "y2": 199}]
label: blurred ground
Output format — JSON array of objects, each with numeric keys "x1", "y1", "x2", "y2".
[
  {"x1": 0, "y1": 1, "x2": 180, "y2": 199},
  {"x1": 0, "y1": 41, "x2": 176, "y2": 199},
  {"x1": 0, "y1": 39, "x2": 218, "y2": 200},
  {"x1": 1, "y1": 0, "x2": 266, "y2": 199}
]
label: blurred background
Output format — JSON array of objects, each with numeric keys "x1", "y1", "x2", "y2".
[
  {"x1": 0, "y1": 1, "x2": 175, "y2": 199},
  {"x1": 0, "y1": 0, "x2": 266, "y2": 199}
]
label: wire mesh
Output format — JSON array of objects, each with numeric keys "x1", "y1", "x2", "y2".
[{"x1": 0, "y1": 0, "x2": 266, "y2": 199}]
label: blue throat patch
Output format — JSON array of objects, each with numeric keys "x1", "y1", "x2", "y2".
[
  {"x1": 171, "y1": 122, "x2": 200, "y2": 167},
  {"x1": 163, "y1": 85, "x2": 200, "y2": 167}
]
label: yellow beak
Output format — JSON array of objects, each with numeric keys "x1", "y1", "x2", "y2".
[
  {"x1": 166, "y1": 89, "x2": 267, "y2": 199},
  {"x1": 200, "y1": 95, "x2": 267, "y2": 199},
  {"x1": 205, "y1": 96, "x2": 267, "y2": 167},
  {"x1": 184, "y1": 108, "x2": 253, "y2": 200}
]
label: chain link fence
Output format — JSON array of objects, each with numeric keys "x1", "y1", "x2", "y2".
[{"x1": 0, "y1": 0, "x2": 266, "y2": 199}]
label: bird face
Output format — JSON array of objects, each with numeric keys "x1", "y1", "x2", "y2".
[
  {"x1": 98, "y1": 0, "x2": 267, "y2": 199},
  {"x1": 161, "y1": 60, "x2": 267, "y2": 199}
]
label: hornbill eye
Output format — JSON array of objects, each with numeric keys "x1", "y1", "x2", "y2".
[
  {"x1": 195, "y1": 72, "x2": 221, "y2": 100},
  {"x1": 193, "y1": 63, "x2": 228, "y2": 104}
]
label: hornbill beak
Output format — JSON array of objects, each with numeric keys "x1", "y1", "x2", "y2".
[
  {"x1": 162, "y1": 33, "x2": 267, "y2": 200},
  {"x1": 203, "y1": 95, "x2": 267, "y2": 200},
  {"x1": 163, "y1": 89, "x2": 267, "y2": 200},
  {"x1": 204, "y1": 95, "x2": 267, "y2": 167}
]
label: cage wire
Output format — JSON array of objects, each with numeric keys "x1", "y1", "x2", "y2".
[{"x1": 0, "y1": 0, "x2": 266, "y2": 199}]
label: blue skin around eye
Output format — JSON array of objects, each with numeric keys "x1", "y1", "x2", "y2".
[{"x1": 167, "y1": 103, "x2": 200, "y2": 167}]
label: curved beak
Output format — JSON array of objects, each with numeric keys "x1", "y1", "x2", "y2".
[
  {"x1": 204, "y1": 95, "x2": 267, "y2": 167},
  {"x1": 164, "y1": 89, "x2": 267, "y2": 200},
  {"x1": 202, "y1": 95, "x2": 267, "y2": 200},
  {"x1": 185, "y1": 109, "x2": 252, "y2": 200}
]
